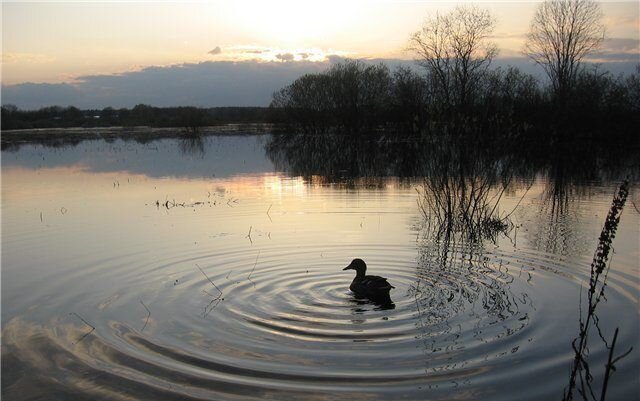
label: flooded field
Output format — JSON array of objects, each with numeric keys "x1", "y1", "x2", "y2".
[{"x1": 2, "y1": 134, "x2": 638, "y2": 400}]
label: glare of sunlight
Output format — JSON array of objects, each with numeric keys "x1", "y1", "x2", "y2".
[{"x1": 222, "y1": 1, "x2": 361, "y2": 47}]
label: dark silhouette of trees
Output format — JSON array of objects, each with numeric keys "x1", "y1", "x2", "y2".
[
  {"x1": 524, "y1": 0, "x2": 605, "y2": 102},
  {"x1": 268, "y1": 57, "x2": 638, "y2": 137},
  {"x1": 626, "y1": 65, "x2": 640, "y2": 112},
  {"x1": 3, "y1": 0, "x2": 638, "y2": 141},
  {"x1": 270, "y1": 60, "x2": 394, "y2": 133},
  {"x1": 480, "y1": 67, "x2": 543, "y2": 130},
  {"x1": 1, "y1": 105, "x2": 86, "y2": 130},
  {"x1": 390, "y1": 67, "x2": 429, "y2": 132},
  {"x1": 567, "y1": 66, "x2": 640, "y2": 133},
  {"x1": 0, "y1": 105, "x2": 270, "y2": 130},
  {"x1": 268, "y1": 2, "x2": 637, "y2": 138},
  {"x1": 176, "y1": 106, "x2": 207, "y2": 134},
  {"x1": 409, "y1": 5, "x2": 497, "y2": 115}
]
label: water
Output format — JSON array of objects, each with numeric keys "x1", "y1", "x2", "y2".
[{"x1": 2, "y1": 134, "x2": 639, "y2": 400}]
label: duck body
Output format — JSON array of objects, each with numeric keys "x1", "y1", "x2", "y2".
[{"x1": 343, "y1": 259, "x2": 394, "y2": 305}]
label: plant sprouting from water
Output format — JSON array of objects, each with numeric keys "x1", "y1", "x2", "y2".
[{"x1": 563, "y1": 180, "x2": 632, "y2": 401}]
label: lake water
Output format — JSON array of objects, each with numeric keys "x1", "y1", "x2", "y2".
[{"x1": 2, "y1": 134, "x2": 638, "y2": 400}]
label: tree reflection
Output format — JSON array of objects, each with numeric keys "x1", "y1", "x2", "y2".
[
  {"x1": 416, "y1": 135, "x2": 519, "y2": 243},
  {"x1": 266, "y1": 130, "x2": 637, "y2": 251},
  {"x1": 409, "y1": 229, "x2": 532, "y2": 379},
  {"x1": 408, "y1": 134, "x2": 529, "y2": 374},
  {"x1": 266, "y1": 132, "x2": 429, "y2": 180},
  {"x1": 179, "y1": 135, "x2": 205, "y2": 158}
]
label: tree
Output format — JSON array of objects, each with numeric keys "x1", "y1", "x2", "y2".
[
  {"x1": 269, "y1": 60, "x2": 392, "y2": 133},
  {"x1": 390, "y1": 67, "x2": 428, "y2": 131},
  {"x1": 410, "y1": 5, "x2": 497, "y2": 113},
  {"x1": 1, "y1": 104, "x2": 20, "y2": 130},
  {"x1": 625, "y1": 65, "x2": 640, "y2": 112},
  {"x1": 524, "y1": 0, "x2": 605, "y2": 100},
  {"x1": 177, "y1": 106, "x2": 207, "y2": 135}
]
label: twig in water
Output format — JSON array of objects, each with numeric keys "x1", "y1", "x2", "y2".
[
  {"x1": 246, "y1": 226, "x2": 253, "y2": 244},
  {"x1": 203, "y1": 297, "x2": 222, "y2": 318},
  {"x1": 266, "y1": 204, "x2": 273, "y2": 222},
  {"x1": 248, "y1": 251, "x2": 260, "y2": 280},
  {"x1": 600, "y1": 327, "x2": 633, "y2": 401},
  {"x1": 40, "y1": 212, "x2": 43, "y2": 223},
  {"x1": 69, "y1": 312, "x2": 95, "y2": 344},
  {"x1": 196, "y1": 264, "x2": 223, "y2": 297},
  {"x1": 139, "y1": 299, "x2": 151, "y2": 332},
  {"x1": 197, "y1": 264, "x2": 224, "y2": 317},
  {"x1": 155, "y1": 198, "x2": 211, "y2": 210},
  {"x1": 500, "y1": 183, "x2": 532, "y2": 222},
  {"x1": 70, "y1": 312, "x2": 95, "y2": 330}
]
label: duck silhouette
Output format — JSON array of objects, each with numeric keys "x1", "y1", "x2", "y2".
[{"x1": 343, "y1": 258, "x2": 394, "y2": 306}]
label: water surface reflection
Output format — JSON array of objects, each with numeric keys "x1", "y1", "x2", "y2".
[{"x1": 2, "y1": 134, "x2": 638, "y2": 401}]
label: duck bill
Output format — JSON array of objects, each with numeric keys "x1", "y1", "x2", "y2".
[{"x1": 342, "y1": 266, "x2": 352, "y2": 271}]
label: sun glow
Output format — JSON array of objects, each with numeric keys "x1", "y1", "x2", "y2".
[
  {"x1": 2, "y1": 1, "x2": 637, "y2": 85},
  {"x1": 221, "y1": 1, "x2": 362, "y2": 48}
]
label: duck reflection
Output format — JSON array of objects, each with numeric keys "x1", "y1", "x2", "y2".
[{"x1": 348, "y1": 295, "x2": 396, "y2": 312}]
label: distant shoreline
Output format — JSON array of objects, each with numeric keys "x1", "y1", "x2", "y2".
[{"x1": 1, "y1": 124, "x2": 275, "y2": 148}]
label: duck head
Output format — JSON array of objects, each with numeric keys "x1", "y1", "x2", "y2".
[{"x1": 343, "y1": 258, "x2": 367, "y2": 278}]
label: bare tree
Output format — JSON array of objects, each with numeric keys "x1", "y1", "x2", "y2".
[
  {"x1": 410, "y1": 6, "x2": 497, "y2": 112},
  {"x1": 524, "y1": 0, "x2": 605, "y2": 100}
]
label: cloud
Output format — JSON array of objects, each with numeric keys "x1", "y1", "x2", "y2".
[
  {"x1": 600, "y1": 38, "x2": 640, "y2": 54},
  {"x1": 2, "y1": 56, "x2": 637, "y2": 110},
  {"x1": 587, "y1": 38, "x2": 640, "y2": 63},
  {"x1": 2, "y1": 52, "x2": 55, "y2": 64},
  {"x1": 1, "y1": 83, "x2": 83, "y2": 108},
  {"x1": 605, "y1": 15, "x2": 640, "y2": 30},
  {"x1": 1, "y1": 60, "x2": 331, "y2": 109},
  {"x1": 208, "y1": 46, "x2": 222, "y2": 56},
  {"x1": 275, "y1": 53, "x2": 295, "y2": 62},
  {"x1": 326, "y1": 54, "x2": 346, "y2": 64}
]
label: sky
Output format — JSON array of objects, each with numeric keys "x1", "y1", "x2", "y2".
[{"x1": 2, "y1": 1, "x2": 639, "y2": 109}]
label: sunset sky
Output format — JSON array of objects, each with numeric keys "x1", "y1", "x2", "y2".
[{"x1": 2, "y1": 1, "x2": 639, "y2": 109}]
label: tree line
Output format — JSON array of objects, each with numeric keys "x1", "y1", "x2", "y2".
[
  {"x1": 0, "y1": 104, "x2": 269, "y2": 131},
  {"x1": 269, "y1": 1, "x2": 640, "y2": 138},
  {"x1": 3, "y1": 0, "x2": 638, "y2": 140}
]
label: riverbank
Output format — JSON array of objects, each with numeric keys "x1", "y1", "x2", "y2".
[{"x1": 1, "y1": 124, "x2": 275, "y2": 149}]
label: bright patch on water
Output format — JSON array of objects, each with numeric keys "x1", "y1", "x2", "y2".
[{"x1": 2, "y1": 135, "x2": 638, "y2": 400}]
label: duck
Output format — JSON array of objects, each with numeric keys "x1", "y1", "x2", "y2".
[{"x1": 342, "y1": 258, "x2": 394, "y2": 305}]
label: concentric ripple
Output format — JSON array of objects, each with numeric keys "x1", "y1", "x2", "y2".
[
  {"x1": 2, "y1": 140, "x2": 638, "y2": 400},
  {"x1": 4, "y1": 236, "x2": 638, "y2": 401}
]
